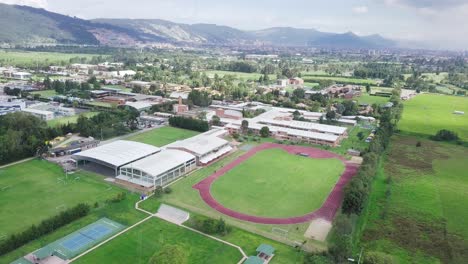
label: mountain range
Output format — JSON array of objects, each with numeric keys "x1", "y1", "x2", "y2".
[{"x1": 0, "y1": 3, "x2": 397, "y2": 49}]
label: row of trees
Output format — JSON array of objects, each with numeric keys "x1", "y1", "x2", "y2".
[
  {"x1": 168, "y1": 116, "x2": 209, "y2": 132},
  {"x1": 189, "y1": 216, "x2": 231, "y2": 236},
  {"x1": 306, "y1": 89, "x2": 403, "y2": 264},
  {"x1": 0, "y1": 203, "x2": 90, "y2": 255},
  {"x1": 76, "y1": 108, "x2": 140, "y2": 139}
]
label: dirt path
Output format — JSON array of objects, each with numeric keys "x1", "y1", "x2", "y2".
[{"x1": 193, "y1": 143, "x2": 359, "y2": 224}]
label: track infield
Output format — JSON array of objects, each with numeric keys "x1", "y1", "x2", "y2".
[{"x1": 193, "y1": 143, "x2": 359, "y2": 224}]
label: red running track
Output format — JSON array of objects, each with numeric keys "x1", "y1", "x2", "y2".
[{"x1": 193, "y1": 143, "x2": 360, "y2": 224}]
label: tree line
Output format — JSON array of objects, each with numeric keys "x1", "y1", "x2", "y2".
[{"x1": 168, "y1": 116, "x2": 209, "y2": 132}]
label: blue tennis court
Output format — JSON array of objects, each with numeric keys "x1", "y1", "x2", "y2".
[
  {"x1": 30, "y1": 218, "x2": 125, "y2": 261},
  {"x1": 61, "y1": 233, "x2": 93, "y2": 251}
]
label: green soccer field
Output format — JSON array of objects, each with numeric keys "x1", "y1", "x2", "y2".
[
  {"x1": 210, "y1": 148, "x2": 345, "y2": 218},
  {"x1": 399, "y1": 94, "x2": 468, "y2": 141},
  {"x1": 0, "y1": 160, "x2": 122, "y2": 237},
  {"x1": 125, "y1": 126, "x2": 200, "y2": 147},
  {"x1": 73, "y1": 218, "x2": 243, "y2": 264}
]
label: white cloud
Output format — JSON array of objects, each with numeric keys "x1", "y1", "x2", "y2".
[
  {"x1": 0, "y1": 0, "x2": 48, "y2": 8},
  {"x1": 352, "y1": 6, "x2": 369, "y2": 14}
]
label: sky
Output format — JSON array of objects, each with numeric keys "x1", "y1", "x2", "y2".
[{"x1": 1, "y1": 0, "x2": 468, "y2": 50}]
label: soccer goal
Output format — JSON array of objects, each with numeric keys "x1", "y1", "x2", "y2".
[{"x1": 272, "y1": 227, "x2": 289, "y2": 238}]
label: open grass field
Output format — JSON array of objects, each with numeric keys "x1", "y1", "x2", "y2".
[
  {"x1": 30, "y1": 89, "x2": 58, "y2": 98},
  {"x1": 210, "y1": 148, "x2": 344, "y2": 218},
  {"x1": 203, "y1": 70, "x2": 276, "y2": 81},
  {"x1": 0, "y1": 159, "x2": 123, "y2": 237},
  {"x1": 73, "y1": 218, "x2": 243, "y2": 264},
  {"x1": 0, "y1": 50, "x2": 101, "y2": 67},
  {"x1": 399, "y1": 94, "x2": 468, "y2": 141},
  {"x1": 47, "y1": 112, "x2": 98, "y2": 127},
  {"x1": 360, "y1": 135, "x2": 468, "y2": 263},
  {"x1": 303, "y1": 76, "x2": 377, "y2": 85},
  {"x1": 125, "y1": 126, "x2": 200, "y2": 147}
]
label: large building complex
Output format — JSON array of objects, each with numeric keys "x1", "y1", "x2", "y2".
[
  {"x1": 165, "y1": 129, "x2": 232, "y2": 165},
  {"x1": 116, "y1": 149, "x2": 196, "y2": 189},
  {"x1": 72, "y1": 129, "x2": 232, "y2": 190},
  {"x1": 211, "y1": 105, "x2": 350, "y2": 147}
]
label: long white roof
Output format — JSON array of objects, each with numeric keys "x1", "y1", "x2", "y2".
[
  {"x1": 165, "y1": 130, "x2": 229, "y2": 156},
  {"x1": 73, "y1": 140, "x2": 160, "y2": 168},
  {"x1": 121, "y1": 149, "x2": 195, "y2": 177}
]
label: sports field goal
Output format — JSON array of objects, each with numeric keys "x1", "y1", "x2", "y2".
[{"x1": 272, "y1": 227, "x2": 289, "y2": 238}]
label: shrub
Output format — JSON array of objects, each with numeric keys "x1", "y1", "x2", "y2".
[
  {"x1": 164, "y1": 187, "x2": 172, "y2": 194},
  {"x1": 416, "y1": 141, "x2": 422, "y2": 147},
  {"x1": 431, "y1": 129, "x2": 459, "y2": 142},
  {"x1": 364, "y1": 251, "x2": 396, "y2": 264},
  {"x1": 107, "y1": 192, "x2": 127, "y2": 203},
  {"x1": 154, "y1": 186, "x2": 164, "y2": 198}
]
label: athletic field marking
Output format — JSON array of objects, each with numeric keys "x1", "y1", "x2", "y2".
[{"x1": 193, "y1": 143, "x2": 360, "y2": 224}]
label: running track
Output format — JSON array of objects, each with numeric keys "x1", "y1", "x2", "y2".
[{"x1": 193, "y1": 143, "x2": 360, "y2": 224}]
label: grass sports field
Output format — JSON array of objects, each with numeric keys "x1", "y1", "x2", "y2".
[
  {"x1": 210, "y1": 148, "x2": 344, "y2": 218},
  {"x1": 126, "y1": 126, "x2": 199, "y2": 147},
  {"x1": 361, "y1": 135, "x2": 468, "y2": 263},
  {"x1": 0, "y1": 159, "x2": 122, "y2": 237},
  {"x1": 302, "y1": 76, "x2": 377, "y2": 85},
  {"x1": 47, "y1": 112, "x2": 98, "y2": 127},
  {"x1": 399, "y1": 94, "x2": 468, "y2": 140},
  {"x1": 74, "y1": 218, "x2": 243, "y2": 264}
]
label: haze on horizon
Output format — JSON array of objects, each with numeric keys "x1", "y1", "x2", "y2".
[{"x1": 1, "y1": 0, "x2": 467, "y2": 50}]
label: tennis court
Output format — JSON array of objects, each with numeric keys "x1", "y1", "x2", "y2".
[{"x1": 26, "y1": 218, "x2": 125, "y2": 262}]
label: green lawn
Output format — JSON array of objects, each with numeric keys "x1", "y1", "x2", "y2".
[
  {"x1": 125, "y1": 126, "x2": 199, "y2": 147},
  {"x1": 211, "y1": 148, "x2": 344, "y2": 218},
  {"x1": 30, "y1": 89, "x2": 58, "y2": 98},
  {"x1": 399, "y1": 94, "x2": 468, "y2": 140},
  {"x1": 74, "y1": 218, "x2": 243, "y2": 264},
  {"x1": 47, "y1": 112, "x2": 98, "y2": 127},
  {"x1": 360, "y1": 135, "x2": 468, "y2": 263},
  {"x1": 0, "y1": 160, "x2": 123, "y2": 237}
]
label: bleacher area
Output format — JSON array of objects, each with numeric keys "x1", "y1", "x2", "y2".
[
  {"x1": 155, "y1": 204, "x2": 190, "y2": 225},
  {"x1": 14, "y1": 218, "x2": 125, "y2": 264}
]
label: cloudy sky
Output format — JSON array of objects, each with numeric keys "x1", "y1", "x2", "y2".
[{"x1": 1, "y1": 0, "x2": 468, "y2": 50}]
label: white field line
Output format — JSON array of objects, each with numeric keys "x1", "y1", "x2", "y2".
[
  {"x1": 68, "y1": 215, "x2": 152, "y2": 263},
  {"x1": 0, "y1": 157, "x2": 34, "y2": 169}
]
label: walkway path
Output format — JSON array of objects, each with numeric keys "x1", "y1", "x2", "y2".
[{"x1": 193, "y1": 143, "x2": 360, "y2": 225}]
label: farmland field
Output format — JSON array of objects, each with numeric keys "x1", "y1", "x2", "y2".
[
  {"x1": 125, "y1": 126, "x2": 199, "y2": 147},
  {"x1": 0, "y1": 50, "x2": 101, "y2": 67},
  {"x1": 302, "y1": 76, "x2": 377, "y2": 85},
  {"x1": 399, "y1": 94, "x2": 468, "y2": 140},
  {"x1": 47, "y1": 112, "x2": 98, "y2": 127},
  {"x1": 203, "y1": 70, "x2": 276, "y2": 81},
  {"x1": 73, "y1": 218, "x2": 243, "y2": 264},
  {"x1": 360, "y1": 135, "x2": 468, "y2": 263},
  {"x1": 0, "y1": 159, "x2": 124, "y2": 237},
  {"x1": 210, "y1": 148, "x2": 344, "y2": 218}
]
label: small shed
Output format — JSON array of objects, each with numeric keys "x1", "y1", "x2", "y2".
[
  {"x1": 256, "y1": 244, "x2": 275, "y2": 260},
  {"x1": 244, "y1": 256, "x2": 264, "y2": 264}
]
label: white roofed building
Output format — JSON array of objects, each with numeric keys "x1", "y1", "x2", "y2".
[
  {"x1": 72, "y1": 140, "x2": 161, "y2": 175},
  {"x1": 165, "y1": 129, "x2": 232, "y2": 165},
  {"x1": 117, "y1": 149, "x2": 196, "y2": 190}
]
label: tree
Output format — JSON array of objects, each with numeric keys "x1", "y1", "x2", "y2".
[
  {"x1": 211, "y1": 115, "x2": 221, "y2": 126},
  {"x1": 260, "y1": 126, "x2": 270, "y2": 138},
  {"x1": 326, "y1": 110, "x2": 336, "y2": 121},
  {"x1": 148, "y1": 245, "x2": 188, "y2": 264},
  {"x1": 241, "y1": 120, "x2": 249, "y2": 134},
  {"x1": 366, "y1": 85, "x2": 371, "y2": 93},
  {"x1": 431, "y1": 129, "x2": 459, "y2": 142},
  {"x1": 357, "y1": 131, "x2": 365, "y2": 141},
  {"x1": 342, "y1": 100, "x2": 358, "y2": 116},
  {"x1": 292, "y1": 88, "x2": 305, "y2": 100}
]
